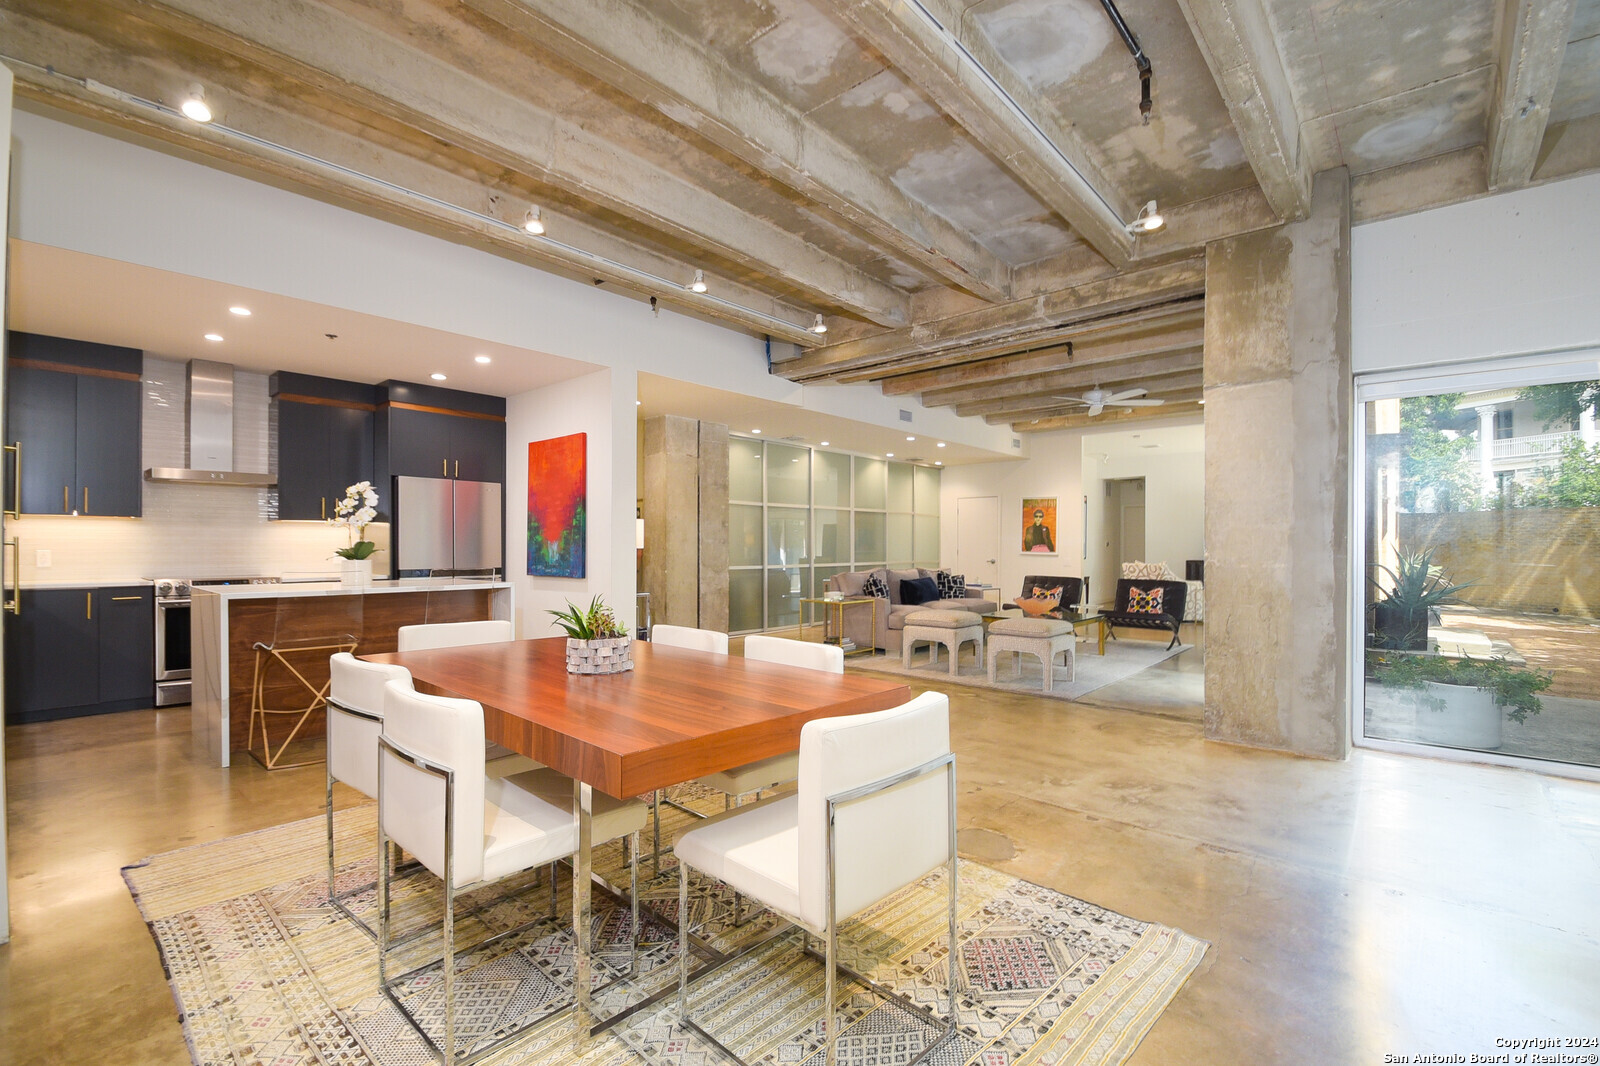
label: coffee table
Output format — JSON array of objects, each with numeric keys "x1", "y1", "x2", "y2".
[{"x1": 983, "y1": 609, "x2": 1107, "y2": 654}]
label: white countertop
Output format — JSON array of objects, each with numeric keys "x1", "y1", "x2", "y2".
[{"x1": 191, "y1": 578, "x2": 511, "y2": 599}]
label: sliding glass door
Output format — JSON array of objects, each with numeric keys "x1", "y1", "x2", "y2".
[{"x1": 1355, "y1": 354, "x2": 1600, "y2": 772}]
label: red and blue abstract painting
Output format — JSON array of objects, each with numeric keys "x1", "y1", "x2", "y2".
[{"x1": 527, "y1": 432, "x2": 586, "y2": 578}]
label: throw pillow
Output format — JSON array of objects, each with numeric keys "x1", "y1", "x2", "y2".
[
  {"x1": 1015, "y1": 585, "x2": 1063, "y2": 617},
  {"x1": 1127, "y1": 586, "x2": 1165, "y2": 614},
  {"x1": 934, "y1": 570, "x2": 967, "y2": 599},
  {"x1": 900, "y1": 576, "x2": 940, "y2": 605},
  {"x1": 1123, "y1": 560, "x2": 1169, "y2": 581},
  {"x1": 861, "y1": 572, "x2": 890, "y2": 599}
]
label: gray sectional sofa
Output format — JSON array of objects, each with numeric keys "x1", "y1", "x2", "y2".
[{"x1": 824, "y1": 567, "x2": 993, "y2": 654}]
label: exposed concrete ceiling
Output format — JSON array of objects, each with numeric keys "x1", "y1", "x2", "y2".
[{"x1": 3, "y1": 0, "x2": 1598, "y2": 435}]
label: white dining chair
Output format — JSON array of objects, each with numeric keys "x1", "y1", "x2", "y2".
[
  {"x1": 396, "y1": 619, "x2": 514, "y2": 651},
  {"x1": 377, "y1": 680, "x2": 649, "y2": 1064},
  {"x1": 650, "y1": 623, "x2": 729, "y2": 654},
  {"x1": 393, "y1": 620, "x2": 535, "y2": 767},
  {"x1": 674, "y1": 690, "x2": 959, "y2": 1066},
  {"x1": 326, "y1": 653, "x2": 537, "y2": 940}
]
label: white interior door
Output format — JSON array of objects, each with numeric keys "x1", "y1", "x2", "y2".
[
  {"x1": 1122, "y1": 504, "x2": 1146, "y2": 563},
  {"x1": 956, "y1": 496, "x2": 999, "y2": 588}
]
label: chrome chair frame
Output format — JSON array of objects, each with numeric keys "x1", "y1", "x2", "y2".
[
  {"x1": 676, "y1": 751, "x2": 960, "y2": 1066},
  {"x1": 376, "y1": 733, "x2": 641, "y2": 1065}
]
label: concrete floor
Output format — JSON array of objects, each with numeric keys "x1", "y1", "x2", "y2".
[{"x1": 2, "y1": 630, "x2": 1599, "y2": 1065}]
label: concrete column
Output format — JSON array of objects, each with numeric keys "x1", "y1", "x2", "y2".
[
  {"x1": 1475, "y1": 404, "x2": 1498, "y2": 496},
  {"x1": 642, "y1": 414, "x2": 728, "y2": 631},
  {"x1": 1203, "y1": 168, "x2": 1352, "y2": 759}
]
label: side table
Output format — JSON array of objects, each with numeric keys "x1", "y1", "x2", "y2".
[{"x1": 797, "y1": 596, "x2": 877, "y2": 656}]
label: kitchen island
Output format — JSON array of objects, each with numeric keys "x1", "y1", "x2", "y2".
[{"x1": 192, "y1": 578, "x2": 512, "y2": 766}]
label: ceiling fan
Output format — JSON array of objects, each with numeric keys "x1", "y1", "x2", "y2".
[{"x1": 1047, "y1": 387, "x2": 1166, "y2": 417}]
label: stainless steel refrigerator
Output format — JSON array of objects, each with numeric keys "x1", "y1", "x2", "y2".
[{"x1": 392, "y1": 476, "x2": 504, "y2": 576}]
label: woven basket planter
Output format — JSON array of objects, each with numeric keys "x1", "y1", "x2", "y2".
[{"x1": 566, "y1": 636, "x2": 633, "y2": 674}]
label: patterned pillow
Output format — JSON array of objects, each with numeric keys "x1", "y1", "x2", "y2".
[
  {"x1": 934, "y1": 570, "x2": 967, "y2": 599},
  {"x1": 1122, "y1": 560, "x2": 1172, "y2": 581},
  {"x1": 1126, "y1": 586, "x2": 1165, "y2": 614},
  {"x1": 861, "y1": 572, "x2": 890, "y2": 599}
]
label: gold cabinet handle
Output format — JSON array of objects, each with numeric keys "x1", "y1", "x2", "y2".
[
  {"x1": 321, "y1": 496, "x2": 327, "y2": 521},
  {"x1": 454, "y1": 459, "x2": 459, "y2": 478},
  {"x1": 65, "y1": 484, "x2": 71, "y2": 513},
  {"x1": 4, "y1": 442, "x2": 19, "y2": 519},
  {"x1": 83, "y1": 485, "x2": 90, "y2": 514},
  {"x1": 3, "y1": 537, "x2": 18, "y2": 615},
  {"x1": 442, "y1": 458, "x2": 448, "y2": 476},
  {"x1": 111, "y1": 595, "x2": 143, "y2": 601},
  {"x1": 87, "y1": 591, "x2": 92, "y2": 620}
]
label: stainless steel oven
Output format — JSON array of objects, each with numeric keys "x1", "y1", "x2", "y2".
[{"x1": 153, "y1": 579, "x2": 192, "y2": 706}]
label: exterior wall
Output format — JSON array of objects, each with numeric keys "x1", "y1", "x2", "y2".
[{"x1": 1399, "y1": 509, "x2": 1600, "y2": 619}]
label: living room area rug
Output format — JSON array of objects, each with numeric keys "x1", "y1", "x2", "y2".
[
  {"x1": 124, "y1": 795, "x2": 1207, "y2": 1066},
  {"x1": 851, "y1": 638, "x2": 1192, "y2": 702}
]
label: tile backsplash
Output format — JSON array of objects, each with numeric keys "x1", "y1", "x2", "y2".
[{"x1": 11, "y1": 356, "x2": 389, "y2": 585}]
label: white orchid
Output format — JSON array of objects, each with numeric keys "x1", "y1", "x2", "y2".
[{"x1": 330, "y1": 482, "x2": 381, "y2": 560}]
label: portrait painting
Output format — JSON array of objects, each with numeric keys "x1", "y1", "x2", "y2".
[{"x1": 1021, "y1": 497, "x2": 1057, "y2": 555}]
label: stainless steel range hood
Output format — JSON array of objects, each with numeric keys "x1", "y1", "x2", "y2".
[{"x1": 144, "y1": 359, "x2": 277, "y2": 486}]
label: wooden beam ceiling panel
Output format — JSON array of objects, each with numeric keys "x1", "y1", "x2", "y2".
[
  {"x1": 931, "y1": 348, "x2": 1204, "y2": 412},
  {"x1": 964, "y1": 373, "x2": 1205, "y2": 421},
  {"x1": 1017, "y1": 399, "x2": 1205, "y2": 432},
  {"x1": 119, "y1": 0, "x2": 911, "y2": 326},
  {"x1": 779, "y1": 259, "x2": 1205, "y2": 382}
]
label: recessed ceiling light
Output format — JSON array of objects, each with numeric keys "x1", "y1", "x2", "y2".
[
  {"x1": 751, "y1": 428, "x2": 760, "y2": 434},
  {"x1": 474, "y1": 354, "x2": 492, "y2": 364},
  {"x1": 819, "y1": 441, "x2": 830, "y2": 447},
  {"x1": 431, "y1": 373, "x2": 447, "y2": 381},
  {"x1": 689, "y1": 269, "x2": 708, "y2": 294},
  {"x1": 180, "y1": 85, "x2": 212, "y2": 123},
  {"x1": 905, "y1": 436, "x2": 915, "y2": 441},
  {"x1": 810, "y1": 314, "x2": 827, "y2": 334},
  {"x1": 228, "y1": 306, "x2": 251, "y2": 316},
  {"x1": 522, "y1": 206, "x2": 545, "y2": 235},
  {"x1": 635, "y1": 400, "x2": 642, "y2": 406},
  {"x1": 203, "y1": 332, "x2": 223, "y2": 342},
  {"x1": 1198, "y1": 398, "x2": 1206, "y2": 405},
  {"x1": 936, "y1": 442, "x2": 946, "y2": 448},
  {"x1": 935, "y1": 461, "x2": 943, "y2": 466},
  {"x1": 886, "y1": 452, "x2": 894, "y2": 457}
]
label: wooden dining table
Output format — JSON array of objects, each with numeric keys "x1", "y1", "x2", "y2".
[{"x1": 362, "y1": 635, "x2": 912, "y2": 1027}]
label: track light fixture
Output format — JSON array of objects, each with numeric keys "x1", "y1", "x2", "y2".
[
  {"x1": 810, "y1": 314, "x2": 827, "y2": 334},
  {"x1": 688, "y1": 269, "x2": 708, "y2": 293},
  {"x1": 1126, "y1": 200, "x2": 1164, "y2": 234},
  {"x1": 522, "y1": 206, "x2": 545, "y2": 235},
  {"x1": 180, "y1": 84, "x2": 212, "y2": 123}
]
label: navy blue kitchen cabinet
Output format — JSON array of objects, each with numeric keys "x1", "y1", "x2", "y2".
[
  {"x1": 4, "y1": 585, "x2": 154, "y2": 723},
  {"x1": 270, "y1": 373, "x2": 377, "y2": 521},
  {"x1": 373, "y1": 380, "x2": 506, "y2": 518}
]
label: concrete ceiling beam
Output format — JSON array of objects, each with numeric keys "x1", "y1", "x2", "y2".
[
  {"x1": 965, "y1": 373, "x2": 1205, "y2": 421},
  {"x1": 1175, "y1": 0, "x2": 1311, "y2": 220},
  {"x1": 460, "y1": 0, "x2": 1012, "y2": 303},
  {"x1": 779, "y1": 259, "x2": 1205, "y2": 382},
  {"x1": 1, "y1": 31, "x2": 821, "y2": 345},
  {"x1": 1012, "y1": 397, "x2": 1206, "y2": 432},
  {"x1": 879, "y1": 312, "x2": 1205, "y2": 395},
  {"x1": 1485, "y1": 0, "x2": 1578, "y2": 191},
  {"x1": 119, "y1": 0, "x2": 911, "y2": 327},
  {"x1": 827, "y1": 0, "x2": 1136, "y2": 268},
  {"x1": 931, "y1": 347, "x2": 1204, "y2": 411}
]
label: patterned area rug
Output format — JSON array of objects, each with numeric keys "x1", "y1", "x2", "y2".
[{"x1": 124, "y1": 791, "x2": 1206, "y2": 1066}]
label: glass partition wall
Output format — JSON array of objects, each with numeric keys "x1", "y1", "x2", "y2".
[
  {"x1": 729, "y1": 437, "x2": 940, "y2": 633},
  {"x1": 1355, "y1": 355, "x2": 1600, "y2": 775}
]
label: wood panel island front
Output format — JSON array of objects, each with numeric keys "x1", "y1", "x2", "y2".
[{"x1": 191, "y1": 578, "x2": 512, "y2": 766}]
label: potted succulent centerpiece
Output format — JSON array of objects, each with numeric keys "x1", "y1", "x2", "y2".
[
  {"x1": 329, "y1": 481, "x2": 381, "y2": 585},
  {"x1": 549, "y1": 595, "x2": 632, "y2": 674},
  {"x1": 1369, "y1": 548, "x2": 1471, "y2": 651},
  {"x1": 1369, "y1": 651, "x2": 1551, "y2": 750}
]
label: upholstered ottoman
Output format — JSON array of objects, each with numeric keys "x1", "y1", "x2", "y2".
[
  {"x1": 901, "y1": 610, "x2": 984, "y2": 676},
  {"x1": 986, "y1": 617, "x2": 1075, "y2": 691}
]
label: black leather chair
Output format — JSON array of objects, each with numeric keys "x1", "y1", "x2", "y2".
[
  {"x1": 1104, "y1": 579, "x2": 1188, "y2": 650},
  {"x1": 1007, "y1": 575, "x2": 1088, "y2": 619}
]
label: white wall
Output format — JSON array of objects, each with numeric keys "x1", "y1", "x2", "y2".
[
  {"x1": 941, "y1": 420, "x2": 1204, "y2": 606},
  {"x1": 506, "y1": 368, "x2": 637, "y2": 638},
  {"x1": 1352, "y1": 170, "x2": 1600, "y2": 373}
]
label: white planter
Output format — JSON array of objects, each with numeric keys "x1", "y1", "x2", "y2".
[
  {"x1": 566, "y1": 636, "x2": 633, "y2": 674},
  {"x1": 1415, "y1": 681, "x2": 1502, "y2": 750},
  {"x1": 338, "y1": 557, "x2": 373, "y2": 587}
]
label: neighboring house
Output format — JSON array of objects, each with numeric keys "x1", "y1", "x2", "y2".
[{"x1": 1455, "y1": 388, "x2": 1599, "y2": 496}]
